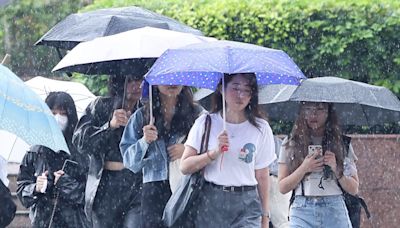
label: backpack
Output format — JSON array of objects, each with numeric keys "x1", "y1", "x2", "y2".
[
  {"x1": 340, "y1": 136, "x2": 371, "y2": 228},
  {"x1": 289, "y1": 136, "x2": 371, "y2": 228}
]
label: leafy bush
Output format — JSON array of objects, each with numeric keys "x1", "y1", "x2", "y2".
[
  {"x1": 0, "y1": 0, "x2": 87, "y2": 77},
  {"x1": 86, "y1": 0, "x2": 400, "y2": 96}
]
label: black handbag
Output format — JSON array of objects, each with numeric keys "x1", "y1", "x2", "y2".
[{"x1": 162, "y1": 115, "x2": 211, "y2": 227}]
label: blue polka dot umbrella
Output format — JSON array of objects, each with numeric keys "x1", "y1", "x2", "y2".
[
  {"x1": 144, "y1": 40, "x2": 306, "y2": 168},
  {"x1": 144, "y1": 40, "x2": 306, "y2": 129},
  {"x1": 145, "y1": 40, "x2": 306, "y2": 89}
]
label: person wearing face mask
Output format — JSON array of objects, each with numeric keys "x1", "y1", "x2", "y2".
[
  {"x1": 16, "y1": 91, "x2": 89, "y2": 228},
  {"x1": 73, "y1": 74, "x2": 144, "y2": 228}
]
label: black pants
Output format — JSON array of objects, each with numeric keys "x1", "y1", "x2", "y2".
[
  {"x1": 141, "y1": 181, "x2": 172, "y2": 228},
  {"x1": 92, "y1": 169, "x2": 142, "y2": 228}
]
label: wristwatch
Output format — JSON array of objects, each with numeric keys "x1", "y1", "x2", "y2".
[{"x1": 262, "y1": 210, "x2": 270, "y2": 218}]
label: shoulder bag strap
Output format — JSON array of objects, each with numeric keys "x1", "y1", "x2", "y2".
[{"x1": 199, "y1": 115, "x2": 211, "y2": 155}]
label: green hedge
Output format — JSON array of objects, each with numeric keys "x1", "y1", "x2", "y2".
[
  {"x1": 86, "y1": 0, "x2": 400, "y2": 96},
  {"x1": 1, "y1": 0, "x2": 399, "y2": 133},
  {"x1": 0, "y1": 0, "x2": 86, "y2": 77},
  {"x1": 85, "y1": 0, "x2": 400, "y2": 133}
]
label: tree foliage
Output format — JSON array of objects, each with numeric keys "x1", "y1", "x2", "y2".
[
  {"x1": 86, "y1": 0, "x2": 400, "y2": 97},
  {"x1": 0, "y1": 0, "x2": 399, "y2": 133},
  {"x1": 0, "y1": 0, "x2": 88, "y2": 77}
]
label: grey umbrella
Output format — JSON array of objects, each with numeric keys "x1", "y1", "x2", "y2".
[
  {"x1": 35, "y1": 6, "x2": 203, "y2": 50},
  {"x1": 264, "y1": 76, "x2": 400, "y2": 126},
  {"x1": 194, "y1": 77, "x2": 400, "y2": 126}
]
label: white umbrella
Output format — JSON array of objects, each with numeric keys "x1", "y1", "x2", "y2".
[
  {"x1": 25, "y1": 76, "x2": 96, "y2": 118},
  {"x1": 0, "y1": 130, "x2": 29, "y2": 163},
  {"x1": 52, "y1": 26, "x2": 216, "y2": 75}
]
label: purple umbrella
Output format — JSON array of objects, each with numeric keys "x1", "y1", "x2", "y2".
[
  {"x1": 145, "y1": 40, "x2": 306, "y2": 129},
  {"x1": 145, "y1": 40, "x2": 305, "y2": 89}
]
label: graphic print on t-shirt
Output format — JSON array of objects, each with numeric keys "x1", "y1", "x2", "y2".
[{"x1": 238, "y1": 143, "x2": 256, "y2": 163}]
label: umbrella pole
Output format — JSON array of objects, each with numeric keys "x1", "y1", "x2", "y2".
[
  {"x1": 122, "y1": 77, "x2": 128, "y2": 110},
  {"x1": 149, "y1": 85, "x2": 153, "y2": 125},
  {"x1": 220, "y1": 77, "x2": 227, "y2": 170},
  {"x1": 56, "y1": 48, "x2": 72, "y2": 77},
  {"x1": 222, "y1": 77, "x2": 226, "y2": 131}
]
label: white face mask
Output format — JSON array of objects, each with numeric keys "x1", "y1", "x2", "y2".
[{"x1": 54, "y1": 114, "x2": 68, "y2": 131}]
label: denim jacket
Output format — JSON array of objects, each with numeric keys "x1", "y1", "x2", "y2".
[{"x1": 120, "y1": 107, "x2": 200, "y2": 183}]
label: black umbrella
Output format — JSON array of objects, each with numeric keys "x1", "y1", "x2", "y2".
[
  {"x1": 263, "y1": 77, "x2": 400, "y2": 126},
  {"x1": 35, "y1": 6, "x2": 203, "y2": 50}
]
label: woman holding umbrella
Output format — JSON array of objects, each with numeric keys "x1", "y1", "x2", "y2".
[
  {"x1": 17, "y1": 91, "x2": 89, "y2": 228},
  {"x1": 120, "y1": 84, "x2": 203, "y2": 228},
  {"x1": 73, "y1": 75, "x2": 143, "y2": 228},
  {"x1": 180, "y1": 73, "x2": 276, "y2": 228},
  {"x1": 278, "y1": 102, "x2": 359, "y2": 227}
]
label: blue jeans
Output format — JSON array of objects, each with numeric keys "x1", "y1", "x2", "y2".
[
  {"x1": 290, "y1": 195, "x2": 352, "y2": 228},
  {"x1": 195, "y1": 183, "x2": 262, "y2": 228}
]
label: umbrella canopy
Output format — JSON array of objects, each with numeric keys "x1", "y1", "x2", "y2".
[
  {"x1": 52, "y1": 27, "x2": 216, "y2": 75},
  {"x1": 35, "y1": 6, "x2": 203, "y2": 50},
  {"x1": 145, "y1": 40, "x2": 306, "y2": 89},
  {"x1": 0, "y1": 130, "x2": 29, "y2": 163},
  {"x1": 145, "y1": 40, "x2": 305, "y2": 133},
  {"x1": 194, "y1": 84, "x2": 298, "y2": 111},
  {"x1": 0, "y1": 65, "x2": 69, "y2": 155},
  {"x1": 264, "y1": 76, "x2": 400, "y2": 126},
  {"x1": 25, "y1": 76, "x2": 96, "y2": 117}
]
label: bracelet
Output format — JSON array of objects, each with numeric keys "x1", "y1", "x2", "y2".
[
  {"x1": 261, "y1": 210, "x2": 270, "y2": 218},
  {"x1": 206, "y1": 150, "x2": 215, "y2": 161}
]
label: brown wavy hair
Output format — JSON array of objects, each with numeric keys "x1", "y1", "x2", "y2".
[{"x1": 283, "y1": 102, "x2": 345, "y2": 176}]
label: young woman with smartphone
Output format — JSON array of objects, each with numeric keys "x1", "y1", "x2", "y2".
[
  {"x1": 278, "y1": 102, "x2": 359, "y2": 227},
  {"x1": 17, "y1": 92, "x2": 89, "y2": 228}
]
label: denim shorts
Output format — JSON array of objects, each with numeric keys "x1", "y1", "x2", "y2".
[{"x1": 290, "y1": 195, "x2": 352, "y2": 228}]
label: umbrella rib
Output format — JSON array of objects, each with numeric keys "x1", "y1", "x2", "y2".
[
  {"x1": 0, "y1": 76, "x2": 10, "y2": 119},
  {"x1": 360, "y1": 104, "x2": 371, "y2": 126},
  {"x1": 23, "y1": 82, "x2": 33, "y2": 147},
  {"x1": 7, "y1": 136, "x2": 18, "y2": 161}
]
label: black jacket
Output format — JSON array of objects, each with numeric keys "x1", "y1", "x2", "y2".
[
  {"x1": 72, "y1": 97, "x2": 142, "y2": 219},
  {"x1": 0, "y1": 180, "x2": 16, "y2": 228},
  {"x1": 16, "y1": 146, "x2": 88, "y2": 228}
]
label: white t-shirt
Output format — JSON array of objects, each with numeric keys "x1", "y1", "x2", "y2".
[
  {"x1": 185, "y1": 113, "x2": 276, "y2": 186},
  {"x1": 279, "y1": 136, "x2": 358, "y2": 196}
]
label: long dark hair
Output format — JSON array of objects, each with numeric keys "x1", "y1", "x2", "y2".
[
  {"x1": 45, "y1": 92, "x2": 78, "y2": 147},
  {"x1": 108, "y1": 74, "x2": 143, "y2": 110},
  {"x1": 143, "y1": 86, "x2": 198, "y2": 139},
  {"x1": 210, "y1": 73, "x2": 266, "y2": 129},
  {"x1": 284, "y1": 102, "x2": 345, "y2": 176}
]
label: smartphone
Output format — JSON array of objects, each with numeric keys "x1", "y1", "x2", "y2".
[
  {"x1": 308, "y1": 145, "x2": 322, "y2": 158},
  {"x1": 62, "y1": 159, "x2": 79, "y2": 177}
]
